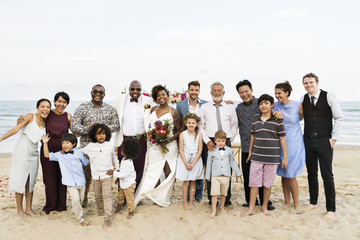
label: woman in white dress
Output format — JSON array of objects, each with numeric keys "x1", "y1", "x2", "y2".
[
  {"x1": 0, "y1": 99, "x2": 51, "y2": 217},
  {"x1": 134, "y1": 85, "x2": 181, "y2": 207}
]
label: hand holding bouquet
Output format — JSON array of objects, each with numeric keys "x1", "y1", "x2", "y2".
[{"x1": 147, "y1": 119, "x2": 173, "y2": 155}]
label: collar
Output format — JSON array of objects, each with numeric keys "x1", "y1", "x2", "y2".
[
  {"x1": 90, "y1": 100, "x2": 104, "y2": 108},
  {"x1": 308, "y1": 89, "x2": 321, "y2": 99},
  {"x1": 127, "y1": 94, "x2": 142, "y2": 103},
  {"x1": 187, "y1": 98, "x2": 200, "y2": 106},
  {"x1": 212, "y1": 100, "x2": 223, "y2": 106}
]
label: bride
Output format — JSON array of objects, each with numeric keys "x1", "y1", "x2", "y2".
[{"x1": 134, "y1": 85, "x2": 181, "y2": 207}]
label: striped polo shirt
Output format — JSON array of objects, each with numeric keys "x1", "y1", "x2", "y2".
[{"x1": 250, "y1": 114, "x2": 286, "y2": 164}]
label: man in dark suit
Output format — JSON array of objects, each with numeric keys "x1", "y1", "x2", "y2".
[{"x1": 301, "y1": 73, "x2": 343, "y2": 219}]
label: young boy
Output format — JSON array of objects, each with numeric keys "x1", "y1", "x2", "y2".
[
  {"x1": 42, "y1": 133, "x2": 89, "y2": 226},
  {"x1": 242, "y1": 94, "x2": 288, "y2": 217},
  {"x1": 205, "y1": 130, "x2": 242, "y2": 219},
  {"x1": 82, "y1": 124, "x2": 119, "y2": 228},
  {"x1": 107, "y1": 138, "x2": 140, "y2": 219}
]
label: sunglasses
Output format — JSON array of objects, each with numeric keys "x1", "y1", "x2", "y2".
[
  {"x1": 92, "y1": 90, "x2": 105, "y2": 95},
  {"x1": 130, "y1": 88, "x2": 141, "y2": 91}
]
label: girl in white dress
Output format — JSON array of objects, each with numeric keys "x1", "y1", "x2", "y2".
[
  {"x1": 175, "y1": 113, "x2": 203, "y2": 210},
  {"x1": 0, "y1": 99, "x2": 51, "y2": 217},
  {"x1": 134, "y1": 85, "x2": 181, "y2": 207}
]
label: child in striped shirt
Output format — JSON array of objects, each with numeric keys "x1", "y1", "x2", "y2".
[{"x1": 241, "y1": 94, "x2": 288, "y2": 217}]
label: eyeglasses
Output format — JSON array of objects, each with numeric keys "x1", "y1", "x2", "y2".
[
  {"x1": 130, "y1": 88, "x2": 141, "y2": 91},
  {"x1": 92, "y1": 90, "x2": 105, "y2": 95}
]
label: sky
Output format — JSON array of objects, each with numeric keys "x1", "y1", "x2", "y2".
[{"x1": 1, "y1": 0, "x2": 359, "y2": 102}]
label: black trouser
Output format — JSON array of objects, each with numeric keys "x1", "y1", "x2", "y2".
[
  {"x1": 304, "y1": 136, "x2": 335, "y2": 212},
  {"x1": 242, "y1": 151, "x2": 270, "y2": 205},
  {"x1": 203, "y1": 138, "x2": 232, "y2": 205}
]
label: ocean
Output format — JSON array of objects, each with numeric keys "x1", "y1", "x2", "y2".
[{"x1": 0, "y1": 100, "x2": 359, "y2": 153}]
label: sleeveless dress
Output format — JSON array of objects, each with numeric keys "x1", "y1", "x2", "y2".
[
  {"x1": 40, "y1": 110, "x2": 69, "y2": 213},
  {"x1": 9, "y1": 114, "x2": 45, "y2": 193},
  {"x1": 134, "y1": 108, "x2": 178, "y2": 207},
  {"x1": 274, "y1": 101, "x2": 305, "y2": 178},
  {"x1": 175, "y1": 130, "x2": 203, "y2": 181}
]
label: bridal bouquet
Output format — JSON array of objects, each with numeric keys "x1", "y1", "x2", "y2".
[{"x1": 147, "y1": 119, "x2": 173, "y2": 155}]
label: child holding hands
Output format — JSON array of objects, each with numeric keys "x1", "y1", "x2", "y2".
[
  {"x1": 42, "y1": 133, "x2": 89, "y2": 226},
  {"x1": 82, "y1": 124, "x2": 119, "y2": 228},
  {"x1": 107, "y1": 138, "x2": 140, "y2": 219},
  {"x1": 175, "y1": 113, "x2": 204, "y2": 210},
  {"x1": 206, "y1": 130, "x2": 241, "y2": 219},
  {"x1": 242, "y1": 94, "x2": 288, "y2": 217}
]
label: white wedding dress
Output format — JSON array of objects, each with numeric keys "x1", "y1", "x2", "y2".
[{"x1": 134, "y1": 108, "x2": 178, "y2": 207}]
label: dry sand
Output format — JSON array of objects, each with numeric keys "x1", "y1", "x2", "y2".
[{"x1": 0, "y1": 145, "x2": 359, "y2": 240}]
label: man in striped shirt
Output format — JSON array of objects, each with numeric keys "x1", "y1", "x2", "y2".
[{"x1": 242, "y1": 94, "x2": 288, "y2": 217}]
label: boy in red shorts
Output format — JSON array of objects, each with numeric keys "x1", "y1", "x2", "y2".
[{"x1": 241, "y1": 94, "x2": 288, "y2": 217}]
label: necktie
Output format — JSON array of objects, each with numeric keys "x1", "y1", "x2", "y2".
[
  {"x1": 219, "y1": 147, "x2": 225, "y2": 151},
  {"x1": 215, "y1": 104, "x2": 223, "y2": 131},
  {"x1": 64, "y1": 150, "x2": 74, "y2": 154},
  {"x1": 130, "y1": 98, "x2": 138, "y2": 103},
  {"x1": 311, "y1": 96, "x2": 315, "y2": 107}
]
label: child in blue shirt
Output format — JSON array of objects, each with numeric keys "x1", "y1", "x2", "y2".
[{"x1": 42, "y1": 133, "x2": 89, "y2": 226}]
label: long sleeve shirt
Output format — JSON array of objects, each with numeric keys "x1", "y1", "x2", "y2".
[
  {"x1": 300, "y1": 90, "x2": 343, "y2": 141},
  {"x1": 113, "y1": 158, "x2": 136, "y2": 189},
  {"x1": 70, "y1": 101, "x2": 120, "y2": 147}
]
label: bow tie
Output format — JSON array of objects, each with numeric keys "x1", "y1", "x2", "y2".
[
  {"x1": 130, "y1": 98, "x2": 138, "y2": 103},
  {"x1": 219, "y1": 147, "x2": 225, "y2": 151},
  {"x1": 64, "y1": 150, "x2": 74, "y2": 154}
]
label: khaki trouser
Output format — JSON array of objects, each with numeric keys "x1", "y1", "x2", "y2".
[
  {"x1": 93, "y1": 177, "x2": 113, "y2": 221},
  {"x1": 118, "y1": 183, "x2": 136, "y2": 212},
  {"x1": 67, "y1": 185, "x2": 85, "y2": 223}
]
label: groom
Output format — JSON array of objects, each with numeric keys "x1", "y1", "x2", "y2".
[
  {"x1": 114, "y1": 80, "x2": 153, "y2": 194},
  {"x1": 176, "y1": 80, "x2": 208, "y2": 202}
]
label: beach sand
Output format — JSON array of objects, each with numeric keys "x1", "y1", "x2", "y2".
[{"x1": 0, "y1": 145, "x2": 359, "y2": 240}]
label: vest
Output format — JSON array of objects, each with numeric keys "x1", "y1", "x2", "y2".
[{"x1": 303, "y1": 90, "x2": 333, "y2": 138}]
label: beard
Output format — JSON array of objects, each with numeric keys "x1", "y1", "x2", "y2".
[{"x1": 212, "y1": 95, "x2": 223, "y2": 102}]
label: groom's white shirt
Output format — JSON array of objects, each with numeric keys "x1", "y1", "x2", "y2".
[{"x1": 113, "y1": 93, "x2": 153, "y2": 146}]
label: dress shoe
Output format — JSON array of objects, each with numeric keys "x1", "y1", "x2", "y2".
[
  {"x1": 267, "y1": 204, "x2": 276, "y2": 211},
  {"x1": 242, "y1": 203, "x2": 249, "y2": 207}
]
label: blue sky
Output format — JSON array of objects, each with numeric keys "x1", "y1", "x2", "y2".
[{"x1": 1, "y1": 0, "x2": 359, "y2": 102}]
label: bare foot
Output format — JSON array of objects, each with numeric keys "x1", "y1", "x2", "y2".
[
  {"x1": 17, "y1": 211, "x2": 27, "y2": 218},
  {"x1": 81, "y1": 220, "x2": 89, "y2": 226},
  {"x1": 104, "y1": 220, "x2": 111, "y2": 228},
  {"x1": 220, "y1": 208, "x2": 227, "y2": 214},
  {"x1": 241, "y1": 209, "x2": 255, "y2": 217},
  {"x1": 262, "y1": 208, "x2": 272, "y2": 217},
  {"x1": 25, "y1": 210, "x2": 36, "y2": 217},
  {"x1": 324, "y1": 211, "x2": 335, "y2": 219},
  {"x1": 295, "y1": 206, "x2": 305, "y2": 214},
  {"x1": 307, "y1": 204, "x2": 318, "y2": 210},
  {"x1": 226, "y1": 205, "x2": 234, "y2": 210},
  {"x1": 281, "y1": 205, "x2": 290, "y2": 210},
  {"x1": 127, "y1": 212, "x2": 134, "y2": 219},
  {"x1": 114, "y1": 205, "x2": 122, "y2": 214},
  {"x1": 208, "y1": 211, "x2": 216, "y2": 219}
]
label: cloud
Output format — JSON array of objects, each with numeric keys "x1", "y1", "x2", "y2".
[
  {"x1": 274, "y1": 8, "x2": 309, "y2": 18},
  {"x1": 155, "y1": 28, "x2": 231, "y2": 42}
]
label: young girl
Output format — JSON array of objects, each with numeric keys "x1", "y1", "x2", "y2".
[
  {"x1": 0, "y1": 98, "x2": 51, "y2": 217},
  {"x1": 82, "y1": 124, "x2": 119, "y2": 228},
  {"x1": 175, "y1": 113, "x2": 203, "y2": 210}
]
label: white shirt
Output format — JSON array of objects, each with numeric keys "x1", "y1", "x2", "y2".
[
  {"x1": 300, "y1": 89, "x2": 343, "y2": 141},
  {"x1": 82, "y1": 141, "x2": 119, "y2": 180},
  {"x1": 113, "y1": 158, "x2": 136, "y2": 189},
  {"x1": 188, "y1": 99, "x2": 201, "y2": 115},
  {"x1": 199, "y1": 101, "x2": 239, "y2": 144},
  {"x1": 122, "y1": 95, "x2": 146, "y2": 136}
]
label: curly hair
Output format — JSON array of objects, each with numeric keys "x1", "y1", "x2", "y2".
[
  {"x1": 122, "y1": 138, "x2": 141, "y2": 160},
  {"x1": 151, "y1": 84, "x2": 169, "y2": 102},
  {"x1": 89, "y1": 123, "x2": 112, "y2": 142},
  {"x1": 182, "y1": 112, "x2": 201, "y2": 142}
]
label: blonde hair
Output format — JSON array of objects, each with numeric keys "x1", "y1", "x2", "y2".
[{"x1": 214, "y1": 130, "x2": 227, "y2": 140}]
